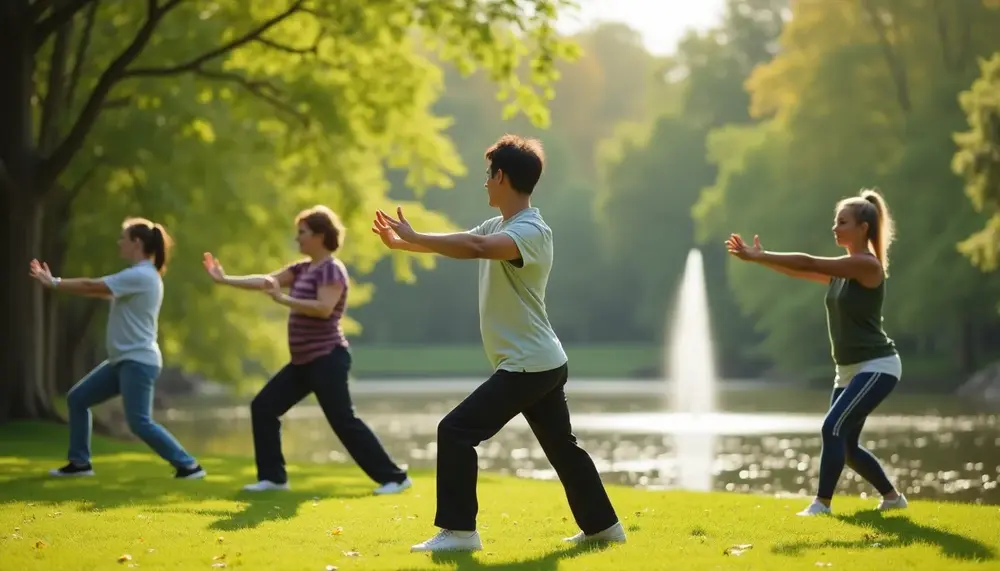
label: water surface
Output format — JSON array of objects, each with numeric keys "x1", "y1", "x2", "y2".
[{"x1": 158, "y1": 380, "x2": 1000, "y2": 505}]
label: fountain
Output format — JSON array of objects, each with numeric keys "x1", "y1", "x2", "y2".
[
  {"x1": 668, "y1": 249, "x2": 716, "y2": 418},
  {"x1": 666, "y1": 249, "x2": 718, "y2": 491}
]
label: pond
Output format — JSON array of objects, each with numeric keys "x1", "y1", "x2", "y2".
[{"x1": 157, "y1": 379, "x2": 1000, "y2": 505}]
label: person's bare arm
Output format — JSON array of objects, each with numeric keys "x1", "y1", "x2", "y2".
[
  {"x1": 753, "y1": 252, "x2": 881, "y2": 287},
  {"x1": 219, "y1": 267, "x2": 295, "y2": 290},
  {"x1": 755, "y1": 260, "x2": 831, "y2": 284}
]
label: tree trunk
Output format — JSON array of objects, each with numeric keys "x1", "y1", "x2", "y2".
[
  {"x1": 0, "y1": 0, "x2": 59, "y2": 424},
  {"x1": 0, "y1": 191, "x2": 59, "y2": 423}
]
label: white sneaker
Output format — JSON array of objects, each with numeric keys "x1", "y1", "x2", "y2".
[
  {"x1": 410, "y1": 529, "x2": 482, "y2": 553},
  {"x1": 241, "y1": 480, "x2": 290, "y2": 492},
  {"x1": 797, "y1": 500, "x2": 832, "y2": 516},
  {"x1": 374, "y1": 477, "x2": 412, "y2": 495},
  {"x1": 877, "y1": 494, "x2": 908, "y2": 511},
  {"x1": 563, "y1": 521, "x2": 627, "y2": 544}
]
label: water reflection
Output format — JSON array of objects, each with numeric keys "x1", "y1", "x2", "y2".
[{"x1": 159, "y1": 382, "x2": 1000, "y2": 505}]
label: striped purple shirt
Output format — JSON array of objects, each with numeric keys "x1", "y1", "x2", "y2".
[{"x1": 286, "y1": 258, "x2": 348, "y2": 364}]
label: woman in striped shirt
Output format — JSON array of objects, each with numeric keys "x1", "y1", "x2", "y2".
[{"x1": 204, "y1": 205, "x2": 410, "y2": 495}]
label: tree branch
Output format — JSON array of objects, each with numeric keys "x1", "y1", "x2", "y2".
[
  {"x1": 39, "y1": 14, "x2": 72, "y2": 153},
  {"x1": 33, "y1": 0, "x2": 97, "y2": 51},
  {"x1": 194, "y1": 68, "x2": 309, "y2": 124},
  {"x1": 125, "y1": 0, "x2": 307, "y2": 78},
  {"x1": 38, "y1": 0, "x2": 183, "y2": 193},
  {"x1": 254, "y1": 32, "x2": 321, "y2": 55},
  {"x1": 66, "y1": 0, "x2": 99, "y2": 108}
]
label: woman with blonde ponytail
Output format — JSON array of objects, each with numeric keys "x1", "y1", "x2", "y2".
[
  {"x1": 28, "y1": 217, "x2": 204, "y2": 480},
  {"x1": 724, "y1": 188, "x2": 906, "y2": 516}
]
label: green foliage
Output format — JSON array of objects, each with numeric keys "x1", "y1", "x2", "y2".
[
  {"x1": 955, "y1": 52, "x2": 1000, "y2": 272},
  {"x1": 31, "y1": 0, "x2": 577, "y2": 386},
  {"x1": 691, "y1": 0, "x2": 1000, "y2": 377}
]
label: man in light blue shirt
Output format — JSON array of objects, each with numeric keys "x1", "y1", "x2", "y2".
[
  {"x1": 30, "y1": 218, "x2": 203, "y2": 479},
  {"x1": 373, "y1": 134, "x2": 625, "y2": 553}
]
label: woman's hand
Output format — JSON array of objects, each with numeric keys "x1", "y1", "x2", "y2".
[
  {"x1": 202, "y1": 252, "x2": 227, "y2": 283},
  {"x1": 726, "y1": 234, "x2": 763, "y2": 261},
  {"x1": 262, "y1": 275, "x2": 283, "y2": 301},
  {"x1": 29, "y1": 259, "x2": 56, "y2": 288}
]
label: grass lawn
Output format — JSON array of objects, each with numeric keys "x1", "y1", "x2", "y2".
[
  {"x1": 1, "y1": 423, "x2": 998, "y2": 570},
  {"x1": 349, "y1": 344, "x2": 662, "y2": 378}
]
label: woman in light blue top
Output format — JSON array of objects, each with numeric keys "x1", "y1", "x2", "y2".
[{"x1": 29, "y1": 217, "x2": 204, "y2": 479}]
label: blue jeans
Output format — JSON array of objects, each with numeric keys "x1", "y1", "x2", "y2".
[
  {"x1": 66, "y1": 360, "x2": 196, "y2": 468},
  {"x1": 817, "y1": 371, "x2": 898, "y2": 499}
]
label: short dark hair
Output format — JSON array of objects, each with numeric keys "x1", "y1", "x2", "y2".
[
  {"x1": 295, "y1": 205, "x2": 345, "y2": 252},
  {"x1": 484, "y1": 134, "x2": 545, "y2": 195}
]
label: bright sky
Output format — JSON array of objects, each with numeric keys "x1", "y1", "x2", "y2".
[{"x1": 556, "y1": 0, "x2": 727, "y2": 55}]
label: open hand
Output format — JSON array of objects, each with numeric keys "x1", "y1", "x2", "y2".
[
  {"x1": 374, "y1": 207, "x2": 417, "y2": 242},
  {"x1": 202, "y1": 252, "x2": 226, "y2": 283},
  {"x1": 262, "y1": 275, "x2": 282, "y2": 301},
  {"x1": 725, "y1": 234, "x2": 763, "y2": 261},
  {"x1": 29, "y1": 259, "x2": 56, "y2": 287},
  {"x1": 372, "y1": 212, "x2": 402, "y2": 249}
]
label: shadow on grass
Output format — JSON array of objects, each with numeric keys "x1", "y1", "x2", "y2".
[
  {"x1": 0, "y1": 422, "x2": 374, "y2": 532},
  {"x1": 399, "y1": 542, "x2": 617, "y2": 571},
  {"x1": 772, "y1": 510, "x2": 996, "y2": 561}
]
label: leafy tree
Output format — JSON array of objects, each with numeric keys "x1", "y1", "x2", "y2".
[
  {"x1": 955, "y1": 52, "x2": 1000, "y2": 273},
  {"x1": 696, "y1": 0, "x2": 1000, "y2": 380},
  {"x1": 0, "y1": 0, "x2": 575, "y2": 422}
]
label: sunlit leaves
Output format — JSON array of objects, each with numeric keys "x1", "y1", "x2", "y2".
[
  {"x1": 955, "y1": 52, "x2": 1000, "y2": 271},
  {"x1": 35, "y1": 0, "x2": 575, "y2": 386}
]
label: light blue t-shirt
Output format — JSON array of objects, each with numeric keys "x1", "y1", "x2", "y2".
[
  {"x1": 102, "y1": 260, "x2": 163, "y2": 368},
  {"x1": 470, "y1": 207, "x2": 567, "y2": 373}
]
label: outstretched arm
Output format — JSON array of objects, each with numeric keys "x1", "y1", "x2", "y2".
[
  {"x1": 752, "y1": 251, "x2": 880, "y2": 284},
  {"x1": 51, "y1": 277, "x2": 113, "y2": 297},
  {"x1": 30, "y1": 260, "x2": 113, "y2": 298},
  {"x1": 406, "y1": 231, "x2": 520, "y2": 261},
  {"x1": 374, "y1": 208, "x2": 520, "y2": 261},
  {"x1": 203, "y1": 252, "x2": 295, "y2": 290}
]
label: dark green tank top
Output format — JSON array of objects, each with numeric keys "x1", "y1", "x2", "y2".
[{"x1": 824, "y1": 276, "x2": 897, "y2": 365}]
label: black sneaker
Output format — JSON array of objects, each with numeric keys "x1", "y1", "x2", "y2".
[
  {"x1": 174, "y1": 464, "x2": 207, "y2": 479},
  {"x1": 49, "y1": 462, "x2": 95, "y2": 477}
]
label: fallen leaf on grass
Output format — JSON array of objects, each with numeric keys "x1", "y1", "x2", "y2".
[
  {"x1": 724, "y1": 544, "x2": 753, "y2": 556},
  {"x1": 34, "y1": 540, "x2": 47, "y2": 549},
  {"x1": 329, "y1": 527, "x2": 343, "y2": 536},
  {"x1": 816, "y1": 563, "x2": 832, "y2": 567},
  {"x1": 343, "y1": 551, "x2": 360, "y2": 557},
  {"x1": 213, "y1": 555, "x2": 226, "y2": 561},
  {"x1": 325, "y1": 566, "x2": 338, "y2": 571},
  {"x1": 211, "y1": 564, "x2": 227, "y2": 569},
  {"x1": 118, "y1": 554, "x2": 133, "y2": 563}
]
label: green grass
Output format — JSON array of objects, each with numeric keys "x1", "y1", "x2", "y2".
[
  {"x1": 1, "y1": 423, "x2": 999, "y2": 570},
  {"x1": 350, "y1": 344, "x2": 661, "y2": 378}
]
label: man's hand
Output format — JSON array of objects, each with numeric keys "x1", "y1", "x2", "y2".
[
  {"x1": 375, "y1": 207, "x2": 418, "y2": 242},
  {"x1": 372, "y1": 211, "x2": 403, "y2": 249}
]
